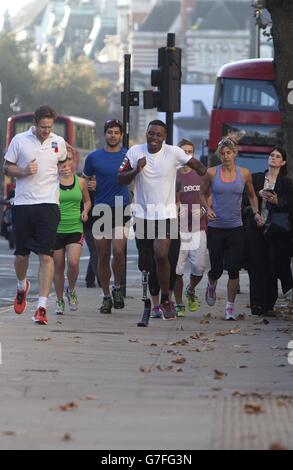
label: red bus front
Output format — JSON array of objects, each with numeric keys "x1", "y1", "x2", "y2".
[{"x1": 208, "y1": 59, "x2": 281, "y2": 172}]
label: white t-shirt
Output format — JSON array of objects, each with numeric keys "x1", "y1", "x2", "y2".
[
  {"x1": 126, "y1": 143, "x2": 191, "y2": 219},
  {"x1": 4, "y1": 127, "x2": 67, "y2": 205}
]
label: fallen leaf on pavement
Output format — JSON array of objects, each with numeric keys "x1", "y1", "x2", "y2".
[
  {"x1": 79, "y1": 395, "x2": 97, "y2": 401},
  {"x1": 129, "y1": 338, "x2": 139, "y2": 343},
  {"x1": 190, "y1": 332, "x2": 204, "y2": 340},
  {"x1": 140, "y1": 366, "x2": 152, "y2": 373},
  {"x1": 34, "y1": 337, "x2": 52, "y2": 342},
  {"x1": 213, "y1": 369, "x2": 226, "y2": 379},
  {"x1": 171, "y1": 357, "x2": 186, "y2": 364},
  {"x1": 59, "y1": 402, "x2": 79, "y2": 411},
  {"x1": 215, "y1": 330, "x2": 230, "y2": 336},
  {"x1": 229, "y1": 327, "x2": 241, "y2": 334},
  {"x1": 243, "y1": 403, "x2": 264, "y2": 415},
  {"x1": 167, "y1": 339, "x2": 189, "y2": 346},
  {"x1": 156, "y1": 365, "x2": 173, "y2": 371}
]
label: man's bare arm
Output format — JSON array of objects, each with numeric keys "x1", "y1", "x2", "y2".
[
  {"x1": 3, "y1": 160, "x2": 38, "y2": 178},
  {"x1": 118, "y1": 157, "x2": 146, "y2": 186},
  {"x1": 186, "y1": 158, "x2": 207, "y2": 176}
]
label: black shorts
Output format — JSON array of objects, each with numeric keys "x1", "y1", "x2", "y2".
[
  {"x1": 207, "y1": 226, "x2": 244, "y2": 280},
  {"x1": 134, "y1": 218, "x2": 179, "y2": 240},
  {"x1": 92, "y1": 205, "x2": 131, "y2": 236},
  {"x1": 54, "y1": 232, "x2": 84, "y2": 250},
  {"x1": 12, "y1": 204, "x2": 60, "y2": 257}
]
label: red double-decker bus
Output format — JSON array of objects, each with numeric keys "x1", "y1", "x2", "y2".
[
  {"x1": 208, "y1": 58, "x2": 281, "y2": 171},
  {"x1": 3, "y1": 112, "x2": 96, "y2": 197}
]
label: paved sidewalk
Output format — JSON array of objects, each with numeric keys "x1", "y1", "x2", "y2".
[{"x1": 0, "y1": 273, "x2": 293, "y2": 450}]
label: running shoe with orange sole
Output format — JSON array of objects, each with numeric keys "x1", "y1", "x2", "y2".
[
  {"x1": 13, "y1": 280, "x2": 30, "y2": 315},
  {"x1": 32, "y1": 307, "x2": 48, "y2": 325}
]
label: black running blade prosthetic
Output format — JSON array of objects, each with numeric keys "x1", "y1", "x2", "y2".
[{"x1": 137, "y1": 299, "x2": 151, "y2": 327}]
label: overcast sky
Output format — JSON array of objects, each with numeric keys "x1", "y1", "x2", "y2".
[{"x1": 0, "y1": 0, "x2": 33, "y2": 28}]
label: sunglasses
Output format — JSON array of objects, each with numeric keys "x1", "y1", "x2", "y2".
[{"x1": 104, "y1": 119, "x2": 123, "y2": 127}]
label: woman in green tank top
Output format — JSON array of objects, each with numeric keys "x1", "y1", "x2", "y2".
[{"x1": 53, "y1": 145, "x2": 91, "y2": 315}]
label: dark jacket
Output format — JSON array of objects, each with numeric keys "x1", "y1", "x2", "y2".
[{"x1": 244, "y1": 171, "x2": 293, "y2": 293}]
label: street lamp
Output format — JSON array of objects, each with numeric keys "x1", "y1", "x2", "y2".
[{"x1": 251, "y1": 0, "x2": 267, "y2": 58}]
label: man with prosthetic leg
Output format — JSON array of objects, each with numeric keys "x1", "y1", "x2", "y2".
[{"x1": 118, "y1": 120, "x2": 206, "y2": 321}]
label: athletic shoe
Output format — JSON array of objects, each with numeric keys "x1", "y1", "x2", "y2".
[
  {"x1": 185, "y1": 287, "x2": 199, "y2": 312},
  {"x1": 205, "y1": 281, "x2": 217, "y2": 306},
  {"x1": 100, "y1": 297, "x2": 113, "y2": 314},
  {"x1": 32, "y1": 307, "x2": 48, "y2": 325},
  {"x1": 55, "y1": 298, "x2": 65, "y2": 315},
  {"x1": 251, "y1": 304, "x2": 263, "y2": 316},
  {"x1": 150, "y1": 305, "x2": 163, "y2": 319},
  {"x1": 161, "y1": 300, "x2": 176, "y2": 320},
  {"x1": 176, "y1": 304, "x2": 186, "y2": 318},
  {"x1": 13, "y1": 280, "x2": 30, "y2": 315},
  {"x1": 225, "y1": 305, "x2": 236, "y2": 321},
  {"x1": 112, "y1": 286, "x2": 125, "y2": 309},
  {"x1": 66, "y1": 287, "x2": 78, "y2": 311}
]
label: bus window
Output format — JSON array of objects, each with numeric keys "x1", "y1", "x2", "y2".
[
  {"x1": 73, "y1": 123, "x2": 96, "y2": 150},
  {"x1": 221, "y1": 78, "x2": 279, "y2": 111},
  {"x1": 223, "y1": 123, "x2": 282, "y2": 147}
]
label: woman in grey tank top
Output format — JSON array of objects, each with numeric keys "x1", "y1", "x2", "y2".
[{"x1": 201, "y1": 138, "x2": 263, "y2": 320}]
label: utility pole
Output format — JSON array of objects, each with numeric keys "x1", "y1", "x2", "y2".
[
  {"x1": 251, "y1": 0, "x2": 267, "y2": 58},
  {"x1": 120, "y1": 54, "x2": 139, "y2": 296}
]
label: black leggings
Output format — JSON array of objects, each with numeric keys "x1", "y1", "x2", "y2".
[
  {"x1": 135, "y1": 238, "x2": 181, "y2": 295},
  {"x1": 207, "y1": 226, "x2": 244, "y2": 280}
]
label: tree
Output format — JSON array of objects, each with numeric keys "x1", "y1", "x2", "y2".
[
  {"x1": 266, "y1": 1, "x2": 293, "y2": 177},
  {"x1": 0, "y1": 34, "x2": 36, "y2": 197},
  {"x1": 34, "y1": 58, "x2": 113, "y2": 145},
  {"x1": 0, "y1": 34, "x2": 36, "y2": 148}
]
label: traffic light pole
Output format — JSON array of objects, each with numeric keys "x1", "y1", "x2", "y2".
[
  {"x1": 120, "y1": 55, "x2": 139, "y2": 297},
  {"x1": 166, "y1": 111, "x2": 173, "y2": 144},
  {"x1": 122, "y1": 54, "x2": 131, "y2": 149},
  {"x1": 121, "y1": 55, "x2": 131, "y2": 297}
]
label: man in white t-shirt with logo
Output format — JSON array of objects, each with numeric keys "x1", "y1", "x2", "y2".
[
  {"x1": 3, "y1": 105, "x2": 68, "y2": 325},
  {"x1": 118, "y1": 120, "x2": 206, "y2": 320}
]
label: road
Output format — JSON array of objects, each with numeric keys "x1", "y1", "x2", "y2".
[{"x1": 0, "y1": 237, "x2": 140, "y2": 309}]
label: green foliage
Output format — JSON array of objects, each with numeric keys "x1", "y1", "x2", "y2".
[
  {"x1": 0, "y1": 34, "x2": 36, "y2": 149},
  {"x1": 0, "y1": 36, "x2": 114, "y2": 152}
]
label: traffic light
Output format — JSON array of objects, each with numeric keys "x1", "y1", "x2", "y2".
[{"x1": 144, "y1": 34, "x2": 181, "y2": 113}]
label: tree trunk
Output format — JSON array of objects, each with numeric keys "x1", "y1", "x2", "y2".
[{"x1": 266, "y1": 0, "x2": 293, "y2": 178}]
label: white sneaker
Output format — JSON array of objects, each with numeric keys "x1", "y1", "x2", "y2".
[
  {"x1": 225, "y1": 305, "x2": 236, "y2": 321},
  {"x1": 205, "y1": 281, "x2": 217, "y2": 306},
  {"x1": 55, "y1": 299, "x2": 65, "y2": 315},
  {"x1": 66, "y1": 287, "x2": 78, "y2": 311}
]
